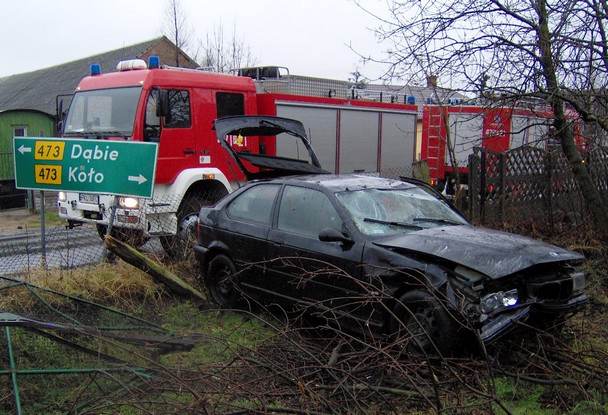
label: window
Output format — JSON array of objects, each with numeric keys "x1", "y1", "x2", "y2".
[
  {"x1": 216, "y1": 92, "x2": 244, "y2": 118},
  {"x1": 166, "y1": 90, "x2": 191, "y2": 128},
  {"x1": 64, "y1": 87, "x2": 141, "y2": 134},
  {"x1": 13, "y1": 127, "x2": 27, "y2": 137},
  {"x1": 227, "y1": 184, "x2": 280, "y2": 225},
  {"x1": 278, "y1": 186, "x2": 342, "y2": 237},
  {"x1": 144, "y1": 89, "x2": 160, "y2": 140}
]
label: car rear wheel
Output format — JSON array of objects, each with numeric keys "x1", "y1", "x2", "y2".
[
  {"x1": 205, "y1": 254, "x2": 239, "y2": 308},
  {"x1": 391, "y1": 290, "x2": 456, "y2": 354}
]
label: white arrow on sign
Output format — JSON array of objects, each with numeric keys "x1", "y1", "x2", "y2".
[
  {"x1": 18, "y1": 145, "x2": 32, "y2": 154},
  {"x1": 128, "y1": 174, "x2": 148, "y2": 185}
]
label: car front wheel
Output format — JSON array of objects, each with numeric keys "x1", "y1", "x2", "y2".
[
  {"x1": 205, "y1": 254, "x2": 239, "y2": 308},
  {"x1": 391, "y1": 290, "x2": 456, "y2": 354}
]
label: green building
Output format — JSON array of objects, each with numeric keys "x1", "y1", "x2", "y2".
[{"x1": 0, "y1": 110, "x2": 54, "y2": 183}]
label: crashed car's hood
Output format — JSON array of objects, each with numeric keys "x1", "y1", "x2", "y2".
[{"x1": 375, "y1": 225, "x2": 583, "y2": 279}]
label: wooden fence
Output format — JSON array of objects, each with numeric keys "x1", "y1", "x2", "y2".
[{"x1": 468, "y1": 146, "x2": 608, "y2": 233}]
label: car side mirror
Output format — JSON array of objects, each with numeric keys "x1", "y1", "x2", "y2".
[{"x1": 319, "y1": 228, "x2": 352, "y2": 245}]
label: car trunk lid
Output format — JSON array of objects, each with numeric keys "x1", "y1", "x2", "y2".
[{"x1": 214, "y1": 116, "x2": 328, "y2": 180}]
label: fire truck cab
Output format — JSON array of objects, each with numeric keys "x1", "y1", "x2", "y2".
[{"x1": 58, "y1": 59, "x2": 261, "y2": 257}]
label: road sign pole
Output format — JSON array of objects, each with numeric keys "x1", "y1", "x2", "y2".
[
  {"x1": 40, "y1": 190, "x2": 47, "y2": 271},
  {"x1": 104, "y1": 195, "x2": 118, "y2": 263}
]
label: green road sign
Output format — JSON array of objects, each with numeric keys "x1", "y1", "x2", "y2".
[{"x1": 13, "y1": 137, "x2": 158, "y2": 198}]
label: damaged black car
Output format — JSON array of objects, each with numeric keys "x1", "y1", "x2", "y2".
[{"x1": 194, "y1": 115, "x2": 587, "y2": 351}]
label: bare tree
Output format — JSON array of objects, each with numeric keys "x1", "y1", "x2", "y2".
[
  {"x1": 162, "y1": 0, "x2": 193, "y2": 67},
  {"x1": 358, "y1": 0, "x2": 608, "y2": 235},
  {"x1": 196, "y1": 22, "x2": 257, "y2": 72},
  {"x1": 349, "y1": 68, "x2": 368, "y2": 89}
]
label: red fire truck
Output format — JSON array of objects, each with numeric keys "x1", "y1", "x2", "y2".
[
  {"x1": 421, "y1": 104, "x2": 586, "y2": 192},
  {"x1": 57, "y1": 58, "x2": 418, "y2": 257}
]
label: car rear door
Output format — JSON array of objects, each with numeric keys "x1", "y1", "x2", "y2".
[
  {"x1": 265, "y1": 185, "x2": 371, "y2": 326},
  {"x1": 215, "y1": 184, "x2": 281, "y2": 298}
]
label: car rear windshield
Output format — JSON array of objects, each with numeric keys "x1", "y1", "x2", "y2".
[
  {"x1": 64, "y1": 87, "x2": 142, "y2": 136},
  {"x1": 336, "y1": 187, "x2": 467, "y2": 236}
]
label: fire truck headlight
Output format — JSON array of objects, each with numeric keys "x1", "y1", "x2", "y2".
[{"x1": 118, "y1": 197, "x2": 139, "y2": 209}]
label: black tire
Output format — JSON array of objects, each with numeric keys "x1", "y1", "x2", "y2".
[
  {"x1": 160, "y1": 195, "x2": 207, "y2": 260},
  {"x1": 160, "y1": 188, "x2": 227, "y2": 260},
  {"x1": 96, "y1": 224, "x2": 148, "y2": 247},
  {"x1": 391, "y1": 290, "x2": 456, "y2": 355},
  {"x1": 205, "y1": 254, "x2": 239, "y2": 308}
]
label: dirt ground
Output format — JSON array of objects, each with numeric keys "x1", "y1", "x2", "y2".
[{"x1": 0, "y1": 207, "x2": 61, "y2": 234}]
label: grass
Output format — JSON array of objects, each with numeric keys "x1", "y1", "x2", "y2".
[
  {"x1": 0, "y1": 260, "x2": 273, "y2": 414},
  {"x1": 0, "y1": 249, "x2": 606, "y2": 413},
  {"x1": 493, "y1": 377, "x2": 555, "y2": 415},
  {"x1": 160, "y1": 302, "x2": 272, "y2": 367},
  {"x1": 28, "y1": 210, "x2": 63, "y2": 228},
  {"x1": 492, "y1": 377, "x2": 608, "y2": 415},
  {"x1": 0, "y1": 261, "x2": 165, "y2": 313}
]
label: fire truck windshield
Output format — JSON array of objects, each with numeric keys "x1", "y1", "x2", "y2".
[{"x1": 64, "y1": 87, "x2": 142, "y2": 136}]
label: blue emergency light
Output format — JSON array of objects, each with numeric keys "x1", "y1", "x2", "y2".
[
  {"x1": 406, "y1": 95, "x2": 416, "y2": 105},
  {"x1": 90, "y1": 63, "x2": 102, "y2": 76},
  {"x1": 148, "y1": 55, "x2": 160, "y2": 69}
]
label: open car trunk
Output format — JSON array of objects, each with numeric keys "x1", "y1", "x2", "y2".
[{"x1": 214, "y1": 116, "x2": 328, "y2": 180}]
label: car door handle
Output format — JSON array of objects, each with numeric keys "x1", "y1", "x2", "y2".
[{"x1": 183, "y1": 148, "x2": 196, "y2": 155}]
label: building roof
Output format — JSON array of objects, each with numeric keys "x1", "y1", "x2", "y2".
[{"x1": 0, "y1": 36, "x2": 198, "y2": 117}]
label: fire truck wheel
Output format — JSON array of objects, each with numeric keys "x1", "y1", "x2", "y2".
[
  {"x1": 96, "y1": 224, "x2": 148, "y2": 247},
  {"x1": 160, "y1": 194, "x2": 207, "y2": 260}
]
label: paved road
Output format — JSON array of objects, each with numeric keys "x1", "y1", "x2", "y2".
[{"x1": 0, "y1": 226, "x2": 163, "y2": 276}]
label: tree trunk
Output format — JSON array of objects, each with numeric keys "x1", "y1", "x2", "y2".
[
  {"x1": 104, "y1": 235, "x2": 207, "y2": 303},
  {"x1": 536, "y1": 0, "x2": 608, "y2": 238}
]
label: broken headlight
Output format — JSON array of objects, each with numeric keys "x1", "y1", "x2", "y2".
[
  {"x1": 571, "y1": 272, "x2": 585, "y2": 293},
  {"x1": 480, "y1": 289, "x2": 519, "y2": 314}
]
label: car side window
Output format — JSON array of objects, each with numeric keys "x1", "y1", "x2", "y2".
[
  {"x1": 226, "y1": 184, "x2": 280, "y2": 225},
  {"x1": 277, "y1": 186, "x2": 343, "y2": 238},
  {"x1": 166, "y1": 89, "x2": 191, "y2": 128},
  {"x1": 144, "y1": 89, "x2": 160, "y2": 141},
  {"x1": 216, "y1": 92, "x2": 244, "y2": 118}
]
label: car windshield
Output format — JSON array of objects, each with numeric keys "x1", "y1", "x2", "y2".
[
  {"x1": 335, "y1": 187, "x2": 468, "y2": 236},
  {"x1": 64, "y1": 87, "x2": 142, "y2": 136}
]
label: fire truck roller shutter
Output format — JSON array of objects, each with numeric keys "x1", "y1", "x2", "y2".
[
  {"x1": 380, "y1": 113, "x2": 417, "y2": 174},
  {"x1": 339, "y1": 110, "x2": 379, "y2": 173},
  {"x1": 511, "y1": 116, "x2": 530, "y2": 149},
  {"x1": 448, "y1": 113, "x2": 484, "y2": 167},
  {"x1": 276, "y1": 104, "x2": 337, "y2": 173}
]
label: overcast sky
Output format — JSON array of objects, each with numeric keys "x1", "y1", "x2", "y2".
[{"x1": 0, "y1": 0, "x2": 391, "y2": 81}]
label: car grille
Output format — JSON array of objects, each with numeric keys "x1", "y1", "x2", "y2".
[{"x1": 527, "y1": 278, "x2": 573, "y2": 301}]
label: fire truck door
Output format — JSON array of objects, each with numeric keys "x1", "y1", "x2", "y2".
[{"x1": 145, "y1": 89, "x2": 197, "y2": 183}]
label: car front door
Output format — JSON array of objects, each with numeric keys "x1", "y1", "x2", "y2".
[{"x1": 265, "y1": 185, "x2": 372, "y2": 327}]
